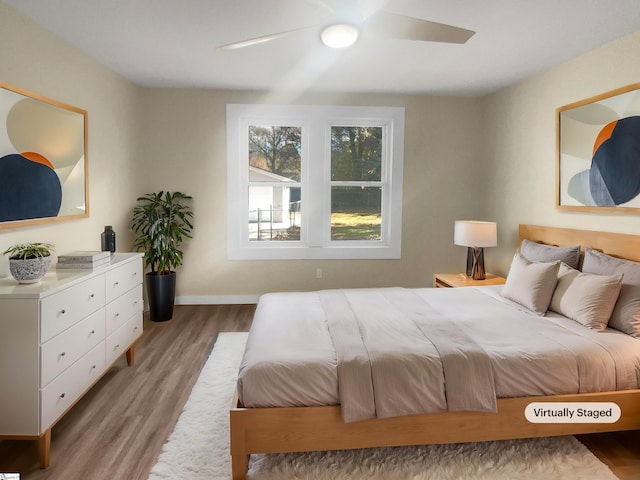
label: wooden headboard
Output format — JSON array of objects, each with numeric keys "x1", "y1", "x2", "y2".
[{"x1": 519, "y1": 224, "x2": 640, "y2": 263}]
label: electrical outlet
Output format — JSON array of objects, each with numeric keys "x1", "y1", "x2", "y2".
[{"x1": 315, "y1": 268, "x2": 323, "y2": 279}]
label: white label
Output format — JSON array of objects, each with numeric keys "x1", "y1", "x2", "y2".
[{"x1": 525, "y1": 402, "x2": 620, "y2": 423}]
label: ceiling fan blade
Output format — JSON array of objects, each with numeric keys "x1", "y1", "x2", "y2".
[
  {"x1": 218, "y1": 27, "x2": 310, "y2": 50},
  {"x1": 366, "y1": 11, "x2": 475, "y2": 44}
]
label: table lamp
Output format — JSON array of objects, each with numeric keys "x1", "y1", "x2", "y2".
[{"x1": 454, "y1": 221, "x2": 497, "y2": 280}]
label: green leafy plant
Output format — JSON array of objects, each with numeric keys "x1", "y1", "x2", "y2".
[
  {"x1": 130, "y1": 191, "x2": 194, "y2": 275},
  {"x1": 3, "y1": 242, "x2": 54, "y2": 260}
]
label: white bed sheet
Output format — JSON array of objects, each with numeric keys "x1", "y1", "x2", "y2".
[{"x1": 237, "y1": 286, "x2": 640, "y2": 418}]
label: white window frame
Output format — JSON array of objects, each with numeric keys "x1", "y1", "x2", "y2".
[{"x1": 227, "y1": 104, "x2": 404, "y2": 260}]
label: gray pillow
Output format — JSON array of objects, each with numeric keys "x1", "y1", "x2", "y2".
[
  {"x1": 549, "y1": 263, "x2": 623, "y2": 331},
  {"x1": 501, "y1": 253, "x2": 560, "y2": 315},
  {"x1": 520, "y1": 239, "x2": 581, "y2": 270},
  {"x1": 582, "y1": 248, "x2": 640, "y2": 337}
]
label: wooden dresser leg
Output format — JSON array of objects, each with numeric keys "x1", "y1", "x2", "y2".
[
  {"x1": 38, "y1": 429, "x2": 51, "y2": 468},
  {"x1": 126, "y1": 344, "x2": 135, "y2": 366},
  {"x1": 231, "y1": 454, "x2": 249, "y2": 480}
]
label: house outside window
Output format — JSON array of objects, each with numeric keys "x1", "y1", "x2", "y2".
[{"x1": 227, "y1": 104, "x2": 404, "y2": 260}]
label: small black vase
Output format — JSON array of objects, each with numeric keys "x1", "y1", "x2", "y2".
[{"x1": 146, "y1": 271, "x2": 176, "y2": 322}]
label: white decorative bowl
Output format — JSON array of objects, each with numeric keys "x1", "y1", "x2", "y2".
[{"x1": 9, "y1": 256, "x2": 52, "y2": 284}]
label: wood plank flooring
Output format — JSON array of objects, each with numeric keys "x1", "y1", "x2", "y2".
[
  {"x1": 0, "y1": 304, "x2": 253, "y2": 480},
  {"x1": 0, "y1": 304, "x2": 638, "y2": 479},
  {"x1": 577, "y1": 430, "x2": 640, "y2": 479}
]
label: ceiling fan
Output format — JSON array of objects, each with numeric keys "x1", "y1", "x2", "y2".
[{"x1": 217, "y1": 0, "x2": 475, "y2": 50}]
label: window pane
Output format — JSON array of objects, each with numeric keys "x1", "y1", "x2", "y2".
[
  {"x1": 227, "y1": 104, "x2": 403, "y2": 259},
  {"x1": 248, "y1": 186, "x2": 301, "y2": 241},
  {"x1": 249, "y1": 125, "x2": 301, "y2": 182},
  {"x1": 331, "y1": 187, "x2": 381, "y2": 241},
  {"x1": 331, "y1": 126, "x2": 382, "y2": 181}
]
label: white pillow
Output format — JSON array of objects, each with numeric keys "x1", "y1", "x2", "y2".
[
  {"x1": 549, "y1": 263, "x2": 623, "y2": 331},
  {"x1": 582, "y1": 247, "x2": 640, "y2": 337},
  {"x1": 501, "y1": 253, "x2": 560, "y2": 315}
]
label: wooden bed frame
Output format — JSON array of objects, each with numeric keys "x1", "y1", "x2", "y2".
[{"x1": 229, "y1": 224, "x2": 640, "y2": 480}]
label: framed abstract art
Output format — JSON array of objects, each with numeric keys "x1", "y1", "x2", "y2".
[
  {"x1": 557, "y1": 83, "x2": 640, "y2": 213},
  {"x1": 0, "y1": 82, "x2": 88, "y2": 229}
]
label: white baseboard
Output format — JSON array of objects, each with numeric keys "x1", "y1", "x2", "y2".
[{"x1": 175, "y1": 295, "x2": 259, "y2": 305}]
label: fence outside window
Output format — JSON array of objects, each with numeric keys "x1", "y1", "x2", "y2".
[{"x1": 249, "y1": 201, "x2": 301, "y2": 241}]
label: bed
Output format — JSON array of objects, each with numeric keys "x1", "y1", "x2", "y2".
[{"x1": 229, "y1": 224, "x2": 640, "y2": 480}]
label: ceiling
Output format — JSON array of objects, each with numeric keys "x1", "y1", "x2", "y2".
[{"x1": 4, "y1": 0, "x2": 640, "y2": 96}]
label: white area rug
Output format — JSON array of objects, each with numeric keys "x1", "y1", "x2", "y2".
[{"x1": 148, "y1": 332, "x2": 617, "y2": 480}]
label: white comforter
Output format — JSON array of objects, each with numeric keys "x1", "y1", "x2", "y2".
[{"x1": 237, "y1": 286, "x2": 640, "y2": 422}]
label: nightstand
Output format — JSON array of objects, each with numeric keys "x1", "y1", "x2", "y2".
[{"x1": 433, "y1": 272, "x2": 506, "y2": 288}]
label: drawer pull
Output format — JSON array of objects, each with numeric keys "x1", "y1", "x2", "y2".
[
  {"x1": 114, "y1": 281, "x2": 120, "y2": 286},
  {"x1": 60, "y1": 393, "x2": 66, "y2": 399},
  {"x1": 60, "y1": 352, "x2": 66, "y2": 357},
  {"x1": 114, "y1": 344, "x2": 120, "y2": 351},
  {"x1": 90, "y1": 293, "x2": 95, "y2": 298},
  {"x1": 92, "y1": 365, "x2": 97, "y2": 370},
  {"x1": 60, "y1": 309, "x2": 66, "y2": 314},
  {"x1": 90, "y1": 330, "x2": 96, "y2": 335}
]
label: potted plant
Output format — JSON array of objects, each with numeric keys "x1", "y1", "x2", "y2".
[
  {"x1": 131, "y1": 191, "x2": 194, "y2": 322},
  {"x1": 3, "y1": 242, "x2": 55, "y2": 284}
]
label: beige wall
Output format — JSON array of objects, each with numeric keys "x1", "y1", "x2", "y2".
[
  {"x1": 2, "y1": 2, "x2": 639, "y2": 301},
  {"x1": 481, "y1": 31, "x2": 640, "y2": 276},
  {"x1": 0, "y1": 3, "x2": 485, "y2": 301},
  {"x1": 0, "y1": 3, "x2": 141, "y2": 277},
  {"x1": 136, "y1": 90, "x2": 484, "y2": 301}
]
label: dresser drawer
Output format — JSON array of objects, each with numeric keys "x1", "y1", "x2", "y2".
[
  {"x1": 40, "y1": 308, "x2": 105, "y2": 387},
  {"x1": 41, "y1": 275, "x2": 106, "y2": 343},
  {"x1": 105, "y1": 284, "x2": 143, "y2": 335},
  {"x1": 106, "y1": 313, "x2": 143, "y2": 366},
  {"x1": 40, "y1": 341, "x2": 106, "y2": 431},
  {"x1": 105, "y1": 260, "x2": 142, "y2": 304}
]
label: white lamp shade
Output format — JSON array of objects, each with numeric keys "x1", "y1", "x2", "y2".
[{"x1": 454, "y1": 221, "x2": 497, "y2": 247}]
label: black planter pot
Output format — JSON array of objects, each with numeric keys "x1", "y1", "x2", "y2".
[{"x1": 146, "y1": 271, "x2": 177, "y2": 322}]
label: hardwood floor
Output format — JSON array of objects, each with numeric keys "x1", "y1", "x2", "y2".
[
  {"x1": 0, "y1": 304, "x2": 638, "y2": 479},
  {"x1": 577, "y1": 431, "x2": 640, "y2": 479},
  {"x1": 0, "y1": 304, "x2": 253, "y2": 480}
]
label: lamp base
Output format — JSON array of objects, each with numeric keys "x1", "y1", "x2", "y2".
[{"x1": 470, "y1": 247, "x2": 486, "y2": 280}]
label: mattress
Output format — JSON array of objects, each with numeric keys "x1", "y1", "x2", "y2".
[{"x1": 237, "y1": 286, "x2": 640, "y2": 422}]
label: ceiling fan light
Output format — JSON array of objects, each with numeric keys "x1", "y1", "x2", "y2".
[{"x1": 321, "y1": 23, "x2": 359, "y2": 48}]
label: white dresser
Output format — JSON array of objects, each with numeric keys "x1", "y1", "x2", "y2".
[{"x1": 0, "y1": 252, "x2": 143, "y2": 468}]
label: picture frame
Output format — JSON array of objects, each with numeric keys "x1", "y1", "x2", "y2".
[
  {"x1": 556, "y1": 83, "x2": 640, "y2": 213},
  {"x1": 0, "y1": 81, "x2": 88, "y2": 230}
]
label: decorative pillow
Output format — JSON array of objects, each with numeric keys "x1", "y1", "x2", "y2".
[
  {"x1": 582, "y1": 248, "x2": 640, "y2": 337},
  {"x1": 520, "y1": 239, "x2": 581, "y2": 270},
  {"x1": 549, "y1": 262, "x2": 623, "y2": 331},
  {"x1": 501, "y1": 253, "x2": 560, "y2": 315}
]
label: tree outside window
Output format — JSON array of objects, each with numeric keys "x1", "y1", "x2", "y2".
[
  {"x1": 227, "y1": 104, "x2": 404, "y2": 260},
  {"x1": 331, "y1": 126, "x2": 382, "y2": 241}
]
